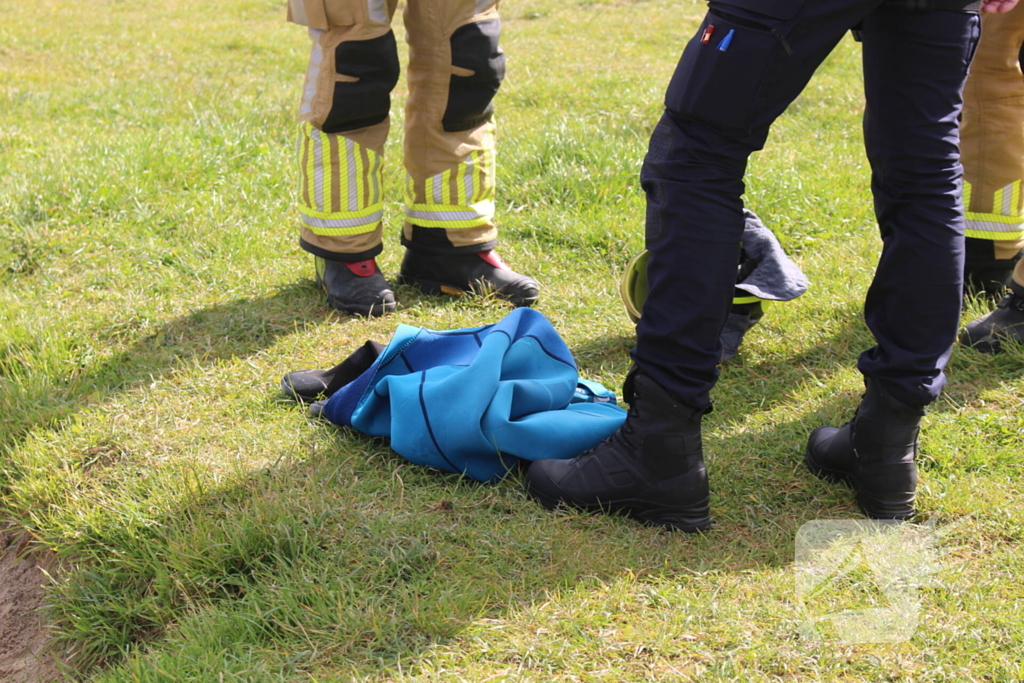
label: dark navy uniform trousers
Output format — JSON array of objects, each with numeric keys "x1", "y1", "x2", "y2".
[{"x1": 635, "y1": 0, "x2": 980, "y2": 411}]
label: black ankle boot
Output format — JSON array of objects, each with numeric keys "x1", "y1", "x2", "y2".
[
  {"x1": 804, "y1": 378, "x2": 923, "y2": 521},
  {"x1": 524, "y1": 371, "x2": 711, "y2": 532}
]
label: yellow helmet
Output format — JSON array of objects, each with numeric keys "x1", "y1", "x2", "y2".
[{"x1": 619, "y1": 250, "x2": 650, "y2": 324}]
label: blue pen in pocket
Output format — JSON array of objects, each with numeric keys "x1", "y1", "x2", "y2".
[{"x1": 718, "y1": 28, "x2": 735, "y2": 52}]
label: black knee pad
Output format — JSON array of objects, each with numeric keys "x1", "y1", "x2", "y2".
[
  {"x1": 443, "y1": 19, "x2": 505, "y2": 133},
  {"x1": 323, "y1": 31, "x2": 400, "y2": 134}
]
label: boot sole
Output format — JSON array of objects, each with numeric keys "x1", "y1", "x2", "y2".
[
  {"x1": 527, "y1": 487, "x2": 712, "y2": 533},
  {"x1": 804, "y1": 448, "x2": 915, "y2": 521},
  {"x1": 397, "y1": 273, "x2": 539, "y2": 307},
  {"x1": 323, "y1": 293, "x2": 396, "y2": 318}
]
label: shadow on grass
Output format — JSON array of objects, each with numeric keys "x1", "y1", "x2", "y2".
[
  {"x1": 0, "y1": 281, "x2": 326, "y2": 486},
  {"x1": 28, "y1": 295, "x2": 1023, "y2": 679},
  {"x1": 47, "y1": 405, "x2": 841, "y2": 679}
]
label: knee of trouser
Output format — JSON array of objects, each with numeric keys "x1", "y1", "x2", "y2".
[
  {"x1": 443, "y1": 18, "x2": 505, "y2": 133},
  {"x1": 322, "y1": 30, "x2": 400, "y2": 134}
]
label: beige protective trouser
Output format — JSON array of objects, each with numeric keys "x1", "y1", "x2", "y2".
[
  {"x1": 962, "y1": 0, "x2": 1024, "y2": 286},
  {"x1": 289, "y1": 0, "x2": 501, "y2": 260}
]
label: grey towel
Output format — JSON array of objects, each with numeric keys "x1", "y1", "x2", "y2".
[{"x1": 735, "y1": 209, "x2": 808, "y2": 302}]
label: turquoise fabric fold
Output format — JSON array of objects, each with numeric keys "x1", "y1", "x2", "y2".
[{"x1": 320, "y1": 308, "x2": 627, "y2": 483}]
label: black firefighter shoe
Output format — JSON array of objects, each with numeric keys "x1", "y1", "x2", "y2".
[
  {"x1": 397, "y1": 249, "x2": 539, "y2": 307},
  {"x1": 959, "y1": 281, "x2": 1024, "y2": 353},
  {"x1": 524, "y1": 371, "x2": 711, "y2": 532},
  {"x1": 805, "y1": 378, "x2": 923, "y2": 521},
  {"x1": 315, "y1": 256, "x2": 396, "y2": 317}
]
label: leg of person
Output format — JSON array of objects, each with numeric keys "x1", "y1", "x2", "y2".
[
  {"x1": 526, "y1": 0, "x2": 871, "y2": 531},
  {"x1": 961, "y1": 3, "x2": 1024, "y2": 296},
  {"x1": 290, "y1": 0, "x2": 400, "y2": 316},
  {"x1": 396, "y1": 0, "x2": 539, "y2": 306},
  {"x1": 807, "y1": 6, "x2": 980, "y2": 520}
]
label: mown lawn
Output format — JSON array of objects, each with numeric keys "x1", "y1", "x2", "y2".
[{"x1": 2, "y1": 0, "x2": 1022, "y2": 681}]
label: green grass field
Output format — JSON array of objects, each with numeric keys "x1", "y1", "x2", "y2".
[{"x1": 2, "y1": 0, "x2": 1023, "y2": 680}]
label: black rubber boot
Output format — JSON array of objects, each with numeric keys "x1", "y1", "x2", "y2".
[
  {"x1": 315, "y1": 256, "x2": 396, "y2": 317},
  {"x1": 397, "y1": 249, "x2": 539, "y2": 307},
  {"x1": 960, "y1": 280, "x2": 1024, "y2": 353},
  {"x1": 281, "y1": 340, "x2": 385, "y2": 403},
  {"x1": 963, "y1": 237, "x2": 1020, "y2": 298},
  {"x1": 805, "y1": 378, "x2": 924, "y2": 521},
  {"x1": 524, "y1": 371, "x2": 711, "y2": 532}
]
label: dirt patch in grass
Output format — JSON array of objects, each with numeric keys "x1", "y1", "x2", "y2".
[{"x1": 0, "y1": 527, "x2": 65, "y2": 683}]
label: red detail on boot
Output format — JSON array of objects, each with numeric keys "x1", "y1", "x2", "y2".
[
  {"x1": 345, "y1": 259, "x2": 377, "y2": 278},
  {"x1": 477, "y1": 250, "x2": 509, "y2": 271}
]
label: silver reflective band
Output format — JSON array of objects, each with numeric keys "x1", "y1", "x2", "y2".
[
  {"x1": 290, "y1": 0, "x2": 309, "y2": 26},
  {"x1": 368, "y1": 0, "x2": 388, "y2": 24},
  {"x1": 406, "y1": 208, "x2": 487, "y2": 222},
  {"x1": 300, "y1": 30, "x2": 324, "y2": 117},
  {"x1": 301, "y1": 211, "x2": 384, "y2": 229}
]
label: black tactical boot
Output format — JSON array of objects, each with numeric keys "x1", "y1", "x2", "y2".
[
  {"x1": 315, "y1": 256, "x2": 396, "y2": 317},
  {"x1": 398, "y1": 249, "x2": 539, "y2": 307},
  {"x1": 524, "y1": 371, "x2": 711, "y2": 532},
  {"x1": 959, "y1": 280, "x2": 1024, "y2": 353},
  {"x1": 805, "y1": 378, "x2": 924, "y2": 521}
]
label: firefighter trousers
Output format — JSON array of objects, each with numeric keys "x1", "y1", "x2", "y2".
[
  {"x1": 289, "y1": 0, "x2": 504, "y2": 262},
  {"x1": 962, "y1": 0, "x2": 1024, "y2": 287},
  {"x1": 634, "y1": 0, "x2": 979, "y2": 411}
]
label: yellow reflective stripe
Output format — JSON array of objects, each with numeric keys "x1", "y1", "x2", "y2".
[
  {"x1": 297, "y1": 128, "x2": 307, "y2": 206},
  {"x1": 966, "y1": 179, "x2": 1024, "y2": 220},
  {"x1": 478, "y1": 148, "x2": 493, "y2": 202},
  {"x1": 300, "y1": 203, "x2": 383, "y2": 236},
  {"x1": 406, "y1": 200, "x2": 495, "y2": 228},
  {"x1": 966, "y1": 211, "x2": 1024, "y2": 225},
  {"x1": 298, "y1": 122, "x2": 385, "y2": 234},
  {"x1": 732, "y1": 295, "x2": 761, "y2": 305},
  {"x1": 965, "y1": 225, "x2": 1024, "y2": 240},
  {"x1": 963, "y1": 179, "x2": 1024, "y2": 240},
  {"x1": 302, "y1": 124, "x2": 315, "y2": 209},
  {"x1": 442, "y1": 168, "x2": 453, "y2": 205},
  {"x1": 304, "y1": 226, "x2": 378, "y2": 236},
  {"x1": 300, "y1": 203, "x2": 382, "y2": 220},
  {"x1": 405, "y1": 217, "x2": 491, "y2": 229},
  {"x1": 406, "y1": 201, "x2": 494, "y2": 215},
  {"x1": 352, "y1": 140, "x2": 365, "y2": 211},
  {"x1": 404, "y1": 149, "x2": 497, "y2": 228},
  {"x1": 966, "y1": 229, "x2": 1024, "y2": 241},
  {"x1": 454, "y1": 165, "x2": 465, "y2": 206},
  {"x1": 325, "y1": 132, "x2": 337, "y2": 213},
  {"x1": 301, "y1": 222, "x2": 380, "y2": 236}
]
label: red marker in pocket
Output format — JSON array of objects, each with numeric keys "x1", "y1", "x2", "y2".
[{"x1": 701, "y1": 24, "x2": 716, "y2": 44}]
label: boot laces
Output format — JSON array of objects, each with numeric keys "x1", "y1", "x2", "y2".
[
  {"x1": 577, "y1": 398, "x2": 641, "y2": 459},
  {"x1": 1000, "y1": 291, "x2": 1024, "y2": 313}
]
